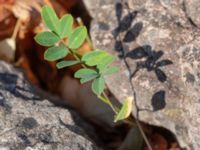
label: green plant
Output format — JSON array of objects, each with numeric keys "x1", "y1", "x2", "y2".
[
  {"x1": 34, "y1": 5, "x2": 155, "y2": 150},
  {"x1": 34, "y1": 5, "x2": 132, "y2": 123}
]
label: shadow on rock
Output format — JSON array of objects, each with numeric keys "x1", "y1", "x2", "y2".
[
  {"x1": 112, "y1": 2, "x2": 173, "y2": 113},
  {"x1": 0, "y1": 72, "x2": 40, "y2": 100},
  {"x1": 126, "y1": 45, "x2": 173, "y2": 82}
]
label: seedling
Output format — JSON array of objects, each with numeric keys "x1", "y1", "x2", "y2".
[
  {"x1": 34, "y1": 5, "x2": 155, "y2": 150},
  {"x1": 34, "y1": 5, "x2": 132, "y2": 123}
]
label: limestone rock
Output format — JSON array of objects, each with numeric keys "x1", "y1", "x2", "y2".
[
  {"x1": 0, "y1": 61, "x2": 100, "y2": 150},
  {"x1": 85, "y1": 0, "x2": 200, "y2": 149}
]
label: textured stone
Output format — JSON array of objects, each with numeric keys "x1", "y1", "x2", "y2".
[
  {"x1": 0, "y1": 61, "x2": 100, "y2": 150},
  {"x1": 84, "y1": 0, "x2": 200, "y2": 149},
  {"x1": 185, "y1": 0, "x2": 200, "y2": 27}
]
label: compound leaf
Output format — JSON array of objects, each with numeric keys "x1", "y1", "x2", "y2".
[
  {"x1": 92, "y1": 76, "x2": 105, "y2": 95},
  {"x1": 114, "y1": 97, "x2": 133, "y2": 122},
  {"x1": 56, "y1": 60, "x2": 79, "y2": 69},
  {"x1": 34, "y1": 31, "x2": 60, "y2": 46},
  {"x1": 59, "y1": 14, "x2": 73, "y2": 38},
  {"x1": 44, "y1": 44, "x2": 68, "y2": 61},
  {"x1": 68, "y1": 26, "x2": 87, "y2": 49},
  {"x1": 41, "y1": 5, "x2": 60, "y2": 34}
]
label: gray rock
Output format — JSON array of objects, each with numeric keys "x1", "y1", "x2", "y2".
[
  {"x1": 185, "y1": 0, "x2": 200, "y2": 27},
  {"x1": 85, "y1": 0, "x2": 200, "y2": 149},
  {"x1": 0, "y1": 61, "x2": 100, "y2": 150}
]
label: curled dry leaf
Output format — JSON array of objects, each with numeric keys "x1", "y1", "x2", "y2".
[
  {"x1": 13, "y1": 3, "x2": 29, "y2": 21},
  {"x1": 0, "y1": 38, "x2": 15, "y2": 62},
  {"x1": 11, "y1": 0, "x2": 38, "y2": 21},
  {"x1": 114, "y1": 96, "x2": 133, "y2": 122}
]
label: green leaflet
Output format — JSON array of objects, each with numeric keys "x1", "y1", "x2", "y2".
[
  {"x1": 92, "y1": 76, "x2": 105, "y2": 95},
  {"x1": 74, "y1": 68, "x2": 99, "y2": 84},
  {"x1": 34, "y1": 31, "x2": 60, "y2": 46},
  {"x1": 80, "y1": 75, "x2": 98, "y2": 84},
  {"x1": 56, "y1": 60, "x2": 79, "y2": 69},
  {"x1": 59, "y1": 14, "x2": 73, "y2": 38},
  {"x1": 44, "y1": 44, "x2": 68, "y2": 61},
  {"x1": 68, "y1": 26, "x2": 87, "y2": 49},
  {"x1": 82, "y1": 50, "x2": 108, "y2": 66},
  {"x1": 97, "y1": 55, "x2": 115, "y2": 71},
  {"x1": 102, "y1": 66, "x2": 119, "y2": 75},
  {"x1": 41, "y1": 5, "x2": 60, "y2": 34},
  {"x1": 82, "y1": 50, "x2": 118, "y2": 75},
  {"x1": 82, "y1": 50, "x2": 116, "y2": 72},
  {"x1": 114, "y1": 97, "x2": 133, "y2": 122}
]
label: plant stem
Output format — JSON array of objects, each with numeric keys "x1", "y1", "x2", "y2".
[
  {"x1": 103, "y1": 92, "x2": 118, "y2": 114},
  {"x1": 61, "y1": 40, "x2": 87, "y2": 68},
  {"x1": 11, "y1": 19, "x2": 21, "y2": 40},
  {"x1": 61, "y1": 37, "x2": 138, "y2": 138},
  {"x1": 135, "y1": 119, "x2": 152, "y2": 150},
  {"x1": 61, "y1": 40, "x2": 118, "y2": 116},
  {"x1": 71, "y1": 50, "x2": 87, "y2": 68},
  {"x1": 98, "y1": 91, "x2": 118, "y2": 114}
]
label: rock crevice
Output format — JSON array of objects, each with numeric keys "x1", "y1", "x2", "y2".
[{"x1": 0, "y1": 61, "x2": 100, "y2": 150}]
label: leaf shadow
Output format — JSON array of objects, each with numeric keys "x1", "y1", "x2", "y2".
[
  {"x1": 113, "y1": 2, "x2": 143, "y2": 58},
  {"x1": 151, "y1": 90, "x2": 166, "y2": 111},
  {"x1": 138, "y1": 90, "x2": 166, "y2": 112},
  {"x1": 112, "y1": 2, "x2": 173, "y2": 113},
  {"x1": 126, "y1": 45, "x2": 173, "y2": 82},
  {"x1": 112, "y1": 2, "x2": 140, "y2": 40},
  {"x1": 123, "y1": 22, "x2": 143, "y2": 43}
]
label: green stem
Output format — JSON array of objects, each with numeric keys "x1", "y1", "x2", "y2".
[
  {"x1": 71, "y1": 50, "x2": 87, "y2": 68},
  {"x1": 98, "y1": 95, "x2": 117, "y2": 114},
  {"x1": 61, "y1": 40, "x2": 87, "y2": 68},
  {"x1": 103, "y1": 92, "x2": 118, "y2": 114},
  {"x1": 99, "y1": 91, "x2": 118, "y2": 114},
  {"x1": 135, "y1": 119, "x2": 153, "y2": 150}
]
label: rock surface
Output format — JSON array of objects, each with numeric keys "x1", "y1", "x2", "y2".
[
  {"x1": 185, "y1": 0, "x2": 200, "y2": 28},
  {"x1": 84, "y1": 0, "x2": 200, "y2": 149},
  {"x1": 0, "y1": 61, "x2": 100, "y2": 150}
]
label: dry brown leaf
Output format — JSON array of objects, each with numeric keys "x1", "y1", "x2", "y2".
[
  {"x1": 0, "y1": 38, "x2": 15, "y2": 62},
  {"x1": 12, "y1": 0, "x2": 42, "y2": 21}
]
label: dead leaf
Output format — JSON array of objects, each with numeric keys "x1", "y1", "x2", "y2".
[
  {"x1": 114, "y1": 96, "x2": 133, "y2": 122},
  {"x1": 0, "y1": 38, "x2": 15, "y2": 62},
  {"x1": 12, "y1": 0, "x2": 33, "y2": 21}
]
